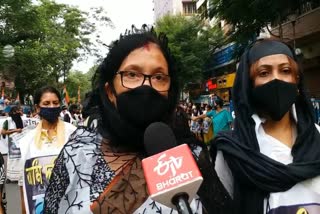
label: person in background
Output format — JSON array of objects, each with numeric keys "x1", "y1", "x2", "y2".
[
  {"x1": 3, "y1": 99, "x2": 11, "y2": 117},
  {"x1": 0, "y1": 154, "x2": 5, "y2": 214},
  {"x1": 192, "y1": 98, "x2": 233, "y2": 136},
  {"x1": 172, "y1": 104, "x2": 191, "y2": 141},
  {"x1": 1, "y1": 106, "x2": 24, "y2": 183},
  {"x1": 44, "y1": 27, "x2": 231, "y2": 214},
  {"x1": 202, "y1": 105, "x2": 214, "y2": 145},
  {"x1": 0, "y1": 99, "x2": 4, "y2": 113},
  {"x1": 73, "y1": 105, "x2": 84, "y2": 126},
  {"x1": 18, "y1": 86, "x2": 76, "y2": 214},
  {"x1": 19, "y1": 106, "x2": 28, "y2": 121},
  {"x1": 30, "y1": 108, "x2": 40, "y2": 119},
  {"x1": 63, "y1": 104, "x2": 77, "y2": 125},
  {"x1": 64, "y1": 104, "x2": 83, "y2": 126},
  {"x1": 209, "y1": 93, "x2": 219, "y2": 107},
  {"x1": 186, "y1": 102, "x2": 193, "y2": 117},
  {"x1": 26, "y1": 110, "x2": 32, "y2": 118},
  {"x1": 59, "y1": 105, "x2": 68, "y2": 120},
  {"x1": 1, "y1": 106, "x2": 23, "y2": 135},
  {"x1": 190, "y1": 104, "x2": 203, "y2": 141},
  {"x1": 211, "y1": 39, "x2": 320, "y2": 214},
  {"x1": 200, "y1": 102, "x2": 206, "y2": 113}
]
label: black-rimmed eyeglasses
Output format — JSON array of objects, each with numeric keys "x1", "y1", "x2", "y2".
[{"x1": 116, "y1": 70, "x2": 171, "y2": 92}]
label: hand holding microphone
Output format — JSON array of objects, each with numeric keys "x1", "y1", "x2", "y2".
[{"x1": 142, "y1": 122, "x2": 203, "y2": 214}]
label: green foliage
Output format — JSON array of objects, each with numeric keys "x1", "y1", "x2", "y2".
[
  {"x1": 155, "y1": 15, "x2": 223, "y2": 90},
  {"x1": 0, "y1": 0, "x2": 112, "y2": 102},
  {"x1": 208, "y1": 0, "x2": 317, "y2": 45},
  {"x1": 64, "y1": 64, "x2": 98, "y2": 103},
  {"x1": 65, "y1": 70, "x2": 90, "y2": 101}
]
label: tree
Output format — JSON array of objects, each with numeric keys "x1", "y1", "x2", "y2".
[
  {"x1": 155, "y1": 15, "x2": 223, "y2": 91},
  {"x1": 0, "y1": 0, "x2": 112, "y2": 101},
  {"x1": 64, "y1": 64, "x2": 98, "y2": 103},
  {"x1": 65, "y1": 71, "x2": 90, "y2": 102},
  {"x1": 208, "y1": 0, "x2": 318, "y2": 46}
]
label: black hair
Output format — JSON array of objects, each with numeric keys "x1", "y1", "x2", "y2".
[
  {"x1": 34, "y1": 86, "x2": 61, "y2": 105},
  {"x1": 215, "y1": 99, "x2": 224, "y2": 108},
  {"x1": 69, "y1": 104, "x2": 78, "y2": 113},
  {"x1": 95, "y1": 30, "x2": 178, "y2": 106},
  {"x1": 9, "y1": 105, "x2": 24, "y2": 129},
  {"x1": 9, "y1": 106, "x2": 19, "y2": 117},
  {"x1": 83, "y1": 26, "x2": 179, "y2": 126},
  {"x1": 80, "y1": 25, "x2": 180, "y2": 150}
]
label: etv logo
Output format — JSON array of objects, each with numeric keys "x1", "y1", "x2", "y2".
[{"x1": 153, "y1": 153, "x2": 183, "y2": 176}]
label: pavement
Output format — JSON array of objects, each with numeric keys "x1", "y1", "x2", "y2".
[{"x1": 6, "y1": 182, "x2": 21, "y2": 214}]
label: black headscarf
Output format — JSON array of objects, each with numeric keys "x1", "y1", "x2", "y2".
[
  {"x1": 9, "y1": 106, "x2": 23, "y2": 129},
  {"x1": 210, "y1": 39, "x2": 320, "y2": 214}
]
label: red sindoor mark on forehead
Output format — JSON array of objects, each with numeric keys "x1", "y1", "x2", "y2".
[{"x1": 142, "y1": 43, "x2": 150, "y2": 51}]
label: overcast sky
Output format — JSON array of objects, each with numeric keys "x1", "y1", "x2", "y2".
[{"x1": 55, "y1": 0, "x2": 155, "y2": 72}]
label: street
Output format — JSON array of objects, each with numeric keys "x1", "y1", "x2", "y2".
[{"x1": 6, "y1": 182, "x2": 21, "y2": 214}]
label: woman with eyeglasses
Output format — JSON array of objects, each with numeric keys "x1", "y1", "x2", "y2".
[{"x1": 43, "y1": 27, "x2": 231, "y2": 214}]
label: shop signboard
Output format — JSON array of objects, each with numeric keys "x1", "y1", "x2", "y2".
[
  {"x1": 217, "y1": 73, "x2": 236, "y2": 89},
  {"x1": 206, "y1": 79, "x2": 217, "y2": 90},
  {"x1": 210, "y1": 43, "x2": 236, "y2": 69},
  {"x1": 192, "y1": 95, "x2": 211, "y2": 104}
]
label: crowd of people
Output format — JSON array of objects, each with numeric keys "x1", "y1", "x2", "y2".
[
  {"x1": 175, "y1": 97, "x2": 233, "y2": 145},
  {"x1": 0, "y1": 26, "x2": 318, "y2": 214}
]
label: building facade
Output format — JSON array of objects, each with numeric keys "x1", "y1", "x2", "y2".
[
  {"x1": 271, "y1": 4, "x2": 320, "y2": 97},
  {"x1": 195, "y1": 0, "x2": 236, "y2": 103},
  {"x1": 153, "y1": 0, "x2": 197, "y2": 21},
  {"x1": 196, "y1": 0, "x2": 320, "y2": 101}
]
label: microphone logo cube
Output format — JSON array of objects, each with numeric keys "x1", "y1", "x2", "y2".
[
  {"x1": 153, "y1": 153, "x2": 183, "y2": 177},
  {"x1": 142, "y1": 144, "x2": 203, "y2": 209}
]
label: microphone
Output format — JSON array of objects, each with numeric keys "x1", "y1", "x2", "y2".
[{"x1": 142, "y1": 122, "x2": 203, "y2": 214}]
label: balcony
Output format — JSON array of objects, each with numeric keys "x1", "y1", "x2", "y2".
[{"x1": 271, "y1": 7, "x2": 320, "y2": 42}]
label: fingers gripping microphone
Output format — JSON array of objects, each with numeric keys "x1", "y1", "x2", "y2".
[{"x1": 142, "y1": 122, "x2": 203, "y2": 214}]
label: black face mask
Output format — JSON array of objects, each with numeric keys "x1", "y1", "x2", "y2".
[
  {"x1": 98, "y1": 85, "x2": 170, "y2": 152},
  {"x1": 251, "y1": 79, "x2": 298, "y2": 121},
  {"x1": 39, "y1": 107, "x2": 61, "y2": 123},
  {"x1": 116, "y1": 85, "x2": 170, "y2": 129},
  {"x1": 11, "y1": 113, "x2": 23, "y2": 129}
]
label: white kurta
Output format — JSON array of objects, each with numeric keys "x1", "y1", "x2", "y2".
[
  {"x1": 19, "y1": 120, "x2": 76, "y2": 214},
  {"x1": 215, "y1": 108, "x2": 320, "y2": 214},
  {"x1": 4, "y1": 118, "x2": 23, "y2": 181}
]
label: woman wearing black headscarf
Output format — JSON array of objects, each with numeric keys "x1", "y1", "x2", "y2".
[
  {"x1": 1, "y1": 106, "x2": 24, "y2": 183},
  {"x1": 211, "y1": 39, "x2": 320, "y2": 214},
  {"x1": 44, "y1": 27, "x2": 231, "y2": 214}
]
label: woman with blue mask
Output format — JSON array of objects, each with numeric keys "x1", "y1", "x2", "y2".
[
  {"x1": 211, "y1": 39, "x2": 320, "y2": 214},
  {"x1": 18, "y1": 86, "x2": 76, "y2": 214}
]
